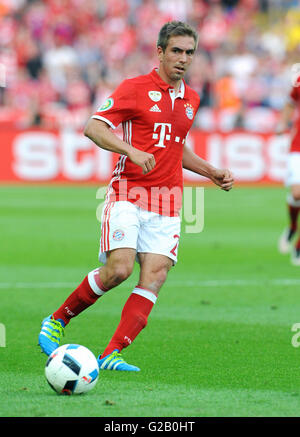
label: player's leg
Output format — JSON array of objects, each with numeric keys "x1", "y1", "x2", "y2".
[
  {"x1": 97, "y1": 210, "x2": 180, "y2": 370},
  {"x1": 38, "y1": 249, "x2": 136, "y2": 355},
  {"x1": 98, "y1": 248, "x2": 136, "y2": 288},
  {"x1": 279, "y1": 152, "x2": 300, "y2": 256},
  {"x1": 278, "y1": 191, "x2": 300, "y2": 254},
  {"x1": 52, "y1": 248, "x2": 136, "y2": 325},
  {"x1": 39, "y1": 201, "x2": 140, "y2": 355},
  {"x1": 290, "y1": 184, "x2": 300, "y2": 265},
  {"x1": 97, "y1": 253, "x2": 172, "y2": 371},
  {"x1": 137, "y1": 252, "x2": 173, "y2": 294}
]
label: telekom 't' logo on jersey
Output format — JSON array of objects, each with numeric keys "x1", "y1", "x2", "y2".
[
  {"x1": 152, "y1": 123, "x2": 185, "y2": 148},
  {"x1": 152, "y1": 123, "x2": 172, "y2": 148}
]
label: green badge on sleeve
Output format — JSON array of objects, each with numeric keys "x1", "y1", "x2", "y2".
[{"x1": 97, "y1": 98, "x2": 114, "y2": 112}]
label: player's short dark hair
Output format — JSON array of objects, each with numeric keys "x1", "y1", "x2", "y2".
[{"x1": 157, "y1": 21, "x2": 198, "y2": 52}]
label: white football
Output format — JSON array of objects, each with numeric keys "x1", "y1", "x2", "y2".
[{"x1": 45, "y1": 344, "x2": 99, "y2": 395}]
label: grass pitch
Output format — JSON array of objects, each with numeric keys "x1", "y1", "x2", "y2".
[{"x1": 1, "y1": 184, "x2": 300, "y2": 417}]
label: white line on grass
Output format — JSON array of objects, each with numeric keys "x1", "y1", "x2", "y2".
[{"x1": 0, "y1": 278, "x2": 300, "y2": 289}]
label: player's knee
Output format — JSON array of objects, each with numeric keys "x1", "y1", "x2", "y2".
[
  {"x1": 110, "y1": 264, "x2": 133, "y2": 285},
  {"x1": 147, "y1": 266, "x2": 169, "y2": 293},
  {"x1": 156, "y1": 267, "x2": 168, "y2": 287},
  {"x1": 291, "y1": 186, "x2": 300, "y2": 201}
]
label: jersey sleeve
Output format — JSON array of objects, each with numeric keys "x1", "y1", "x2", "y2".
[{"x1": 92, "y1": 79, "x2": 137, "y2": 129}]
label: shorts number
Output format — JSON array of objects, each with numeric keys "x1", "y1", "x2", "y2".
[{"x1": 170, "y1": 234, "x2": 180, "y2": 257}]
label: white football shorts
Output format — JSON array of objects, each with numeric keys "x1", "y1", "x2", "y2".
[
  {"x1": 285, "y1": 152, "x2": 300, "y2": 186},
  {"x1": 99, "y1": 201, "x2": 181, "y2": 265}
]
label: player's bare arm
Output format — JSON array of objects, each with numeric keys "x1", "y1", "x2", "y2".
[
  {"x1": 182, "y1": 144, "x2": 234, "y2": 191},
  {"x1": 84, "y1": 118, "x2": 156, "y2": 174}
]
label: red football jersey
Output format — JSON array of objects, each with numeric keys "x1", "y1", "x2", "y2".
[
  {"x1": 92, "y1": 68, "x2": 200, "y2": 216},
  {"x1": 289, "y1": 85, "x2": 300, "y2": 153}
]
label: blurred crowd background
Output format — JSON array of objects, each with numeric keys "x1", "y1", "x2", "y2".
[{"x1": 0, "y1": 0, "x2": 299, "y2": 132}]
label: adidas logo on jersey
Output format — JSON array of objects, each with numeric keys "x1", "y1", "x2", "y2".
[{"x1": 149, "y1": 104, "x2": 161, "y2": 112}]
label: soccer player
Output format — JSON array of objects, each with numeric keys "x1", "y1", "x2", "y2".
[
  {"x1": 38, "y1": 21, "x2": 234, "y2": 371},
  {"x1": 277, "y1": 75, "x2": 300, "y2": 265}
]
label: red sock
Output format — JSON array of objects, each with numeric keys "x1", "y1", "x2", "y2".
[
  {"x1": 288, "y1": 204, "x2": 300, "y2": 232},
  {"x1": 101, "y1": 287, "x2": 157, "y2": 358},
  {"x1": 53, "y1": 268, "x2": 109, "y2": 326}
]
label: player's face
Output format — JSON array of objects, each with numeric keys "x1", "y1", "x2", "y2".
[{"x1": 157, "y1": 35, "x2": 196, "y2": 86}]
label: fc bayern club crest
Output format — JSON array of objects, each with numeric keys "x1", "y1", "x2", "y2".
[
  {"x1": 184, "y1": 103, "x2": 194, "y2": 120},
  {"x1": 112, "y1": 229, "x2": 125, "y2": 241}
]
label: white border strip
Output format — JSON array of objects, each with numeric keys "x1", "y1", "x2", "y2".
[
  {"x1": 87, "y1": 270, "x2": 105, "y2": 296},
  {"x1": 132, "y1": 287, "x2": 157, "y2": 304},
  {"x1": 92, "y1": 115, "x2": 117, "y2": 130}
]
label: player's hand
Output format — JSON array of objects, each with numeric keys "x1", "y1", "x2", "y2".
[
  {"x1": 128, "y1": 148, "x2": 156, "y2": 174},
  {"x1": 210, "y1": 168, "x2": 234, "y2": 191}
]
